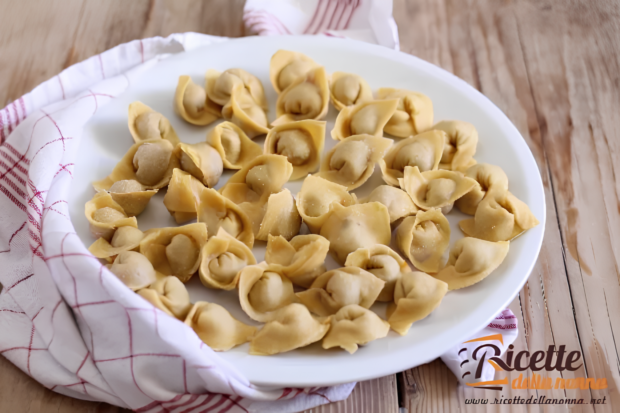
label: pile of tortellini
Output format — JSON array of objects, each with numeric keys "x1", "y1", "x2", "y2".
[{"x1": 86, "y1": 50, "x2": 539, "y2": 356}]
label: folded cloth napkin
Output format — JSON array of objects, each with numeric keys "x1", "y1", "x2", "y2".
[{"x1": 0, "y1": 2, "x2": 517, "y2": 412}]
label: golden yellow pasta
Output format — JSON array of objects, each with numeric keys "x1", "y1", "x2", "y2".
[
  {"x1": 322, "y1": 305, "x2": 390, "y2": 354},
  {"x1": 174, "y1": 142, "x2": 223, "y2": 188},
  {"x1": 345, "y1": 245, "x2": 410, "y2": 302},
  {"x1": 387, "y1": 271, "x2": 448, "y2": 335},
  {"x1": 297, "y1": 267, "x2": 385, "y2": 317},
  {"x1": 206, "y1": 68, "x2": 268, "y2": 111},
  {"x1": 85, "y1": 192, "x2": 138, "y2": 240},
  {"x1": 295, "y1": 175, "x2": 357, "y2": 233},
  {"x1": 329, "y1": 72, "x2": 374, "y2": 111},
  {"x1": 318, "y1": 134, "x2": 393, "y2": 190},
  {"x1": 174, "y1": 75, "x2": 220, "y2": 125},
  {"x1": 265, "y1": 234, "x2": 330, "y2": 288},
  {"x1": 93, "y1": 139, "x2": 180, "y2": 191},
  {"x1": 196, "y1": 188, "x2": 255, "y2": 248},
  {"x1": 249, "y1": 303, "x2": 330, "y2": 356},
  {"x1": 238, "y1": 262, "x2": 296, "y2": 322},
  {"x1": 106, "y1": 180, "x2": 157, "y2": 217},
  {"x1": 434, "y1": 120, "x2": 478, "y2": 172},
  {"x1": 459, "y1": 191, "x2": 539, "y2": 241},
  {"x1": 185, "y1": 302, "x2": 257, "y2": 352},
  {"x1": 455, "y1": 163, "x2": 509, "y2": 215},
  {"x1": 206, "y1": 121, "x2": 263, "y2": 169},
  {"x1": 139, "y1": 223, "x2": 209, "y2": 282},
  {"x1": 377, "y1": 87, "x2": 433, "y2": 137},
  {"x1": 222, "y1": 84, "x2": 269, "y2": 138},
  {"x1": 379, "y1": 130, "x2": 445, "y2": 186},
  {"x1": 331, "y1": 99, "x2": 398, "y2": 141},
  {"x1": 320, "y1": 202, "x2": 391, "y2": 264},
  {"x1": 128, "y1": 101, "x2": 180, "y2": 145},
  {"x1": 89, "y1": 226, "x2": 144, "y2": 261},
  {"x1": 264, "y1": 120, "x2": 326, "y2": 180},
  {"x1": 360, "y1": 185, "x2": 418, "y2": 224},
  {"x1": 137, "y1": 275, "x2": 192, "y2": 319},
  {"x1": 396, "y1": 209, "x2": 450, "y2": 273},
  {"x1": 107, "y1": 251, "x2": 157, "y2": 291},
  {"x1": 219, "y1": 154, "x2": 293, "y2": 203},
  {"x1": 255, "y1": 189, "x2": 302, "y2": 241},
  {"x1": 270, "y1": 50, "x2": 319, "y2": 94},
  {"x1": 162, "y1": 169, "x2": 205, "y2": 224},
  {"x1": 435, "y1": 237, "x2": 510, "y2": 290},
  {"x1": 274, "y1": 66, "x2": 329, "y2": 124},
  {"x1": 399, "y1": 166, "x2": 477, "y2": 214},
  {"x1": 199, "y1": 227, "x2": 256, "y2": 290}
]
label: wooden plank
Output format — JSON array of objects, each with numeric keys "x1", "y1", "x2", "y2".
[
  {"x1": 0, "y1": 355, "x2": 126, "y2": 413},
  {"x1": 396, "y1": 0, "x2": 620, "y2": 411},
  {"x1": 305, "y1": 377, "x2": 399, "y2": 413},
  {"x1": 0, "y1": 1, "x2": 398, "y2": 412}
]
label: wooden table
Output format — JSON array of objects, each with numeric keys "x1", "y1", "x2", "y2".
[{"x1": 1, "y1": 0, "x2": 618, "y2": 411}]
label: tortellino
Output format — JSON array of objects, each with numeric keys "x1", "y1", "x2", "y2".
[
  {"x1": 320, "y1": 202, "x2": 391, "y2": 264},
  {"x1": 196, "y1": 188, "x2": 255, "y2": 248},
  {"x1": 387, "y1": 271, "x2": 448, "y2": 335},
  {"x1": 270, "y1": 50, "x2": 319, "y2": 94},
  {"x1": 322, "y1": 305, "x2": 390, "y2": 354},
  {"x1": 254, "y1": 189, "x2": 302, "y2": 241},
  {"x1": 199, "y1": 227, "x2": 256, "y2": 290},
  {"x1": 128, "y1": 101, "x2": 180, "y2": 145},
  {"x1": 379, "y1": 130, "x2": 445, "y2": 186},
  {"x1": 206, "y1": 68, "x2": 268, "y2": 111},
  {"x1": 360, "y1": 185, "x2": 418, "y2": 224},
  {"x1": 331, "y1": 99, "x2": 398, "y2": 141},
  {"x1": 329, "y1": 72, "x2": 374, "y2": 111},
  {"x1": 222, "y1": 84, "x2": 269, "y2": 138},
  {"x1": 107, "y1": 251, "x2": 157, "y2": 291},
  {"x1": 297, "y1": 267, "x2": 385, "y2": 316},
  {"x1": 89, "y1": 226, "x2": 144, "y2": 262},
  {"x1": 174, "y1": 142, "x2": 223, "y2": 188},
  {"x1": 107, "y1": 179, "x2": 157, "y2": 217},
  {"x1": 93, "y1": 139, "x2": 180, "y2": 191},
  {"x1": 206, "y1": 121, "x2": 263, "y2": 169},
  {"x1": 249, "y1": 303, "x2": 330, "y2": 356},
  {"x1": 345, "y1": 245, "x2": 410, "y2": 302},
  {"x1": 396, "y1": 210, "x2": 450, "y2": 273},
  {"x1": 85, "y1": 192, "x2": 137, "y2": 240},
  {"x1": 296, "y1": 175, "x2": 357, "y2": 233},
  {"x1": 174, "y1": 75, "x2": 220, "y2": 126},
  {"x1": 454, "y1": 163, "x2": 509, "y2": 215},
  {"x1": 399, "y1": 166, "x2": 477, "y2": 214},
  {"x1": 265, "y1": 234, "x2": 330, "y2": 288},
  {"x1": 435, "y1": 237, "x2": 510, "y2": 290},
  {"x1": 137, "y1": 275, "x2": 192, "y2": 319},
  {"x1": 274, "y1": 67, "x2": 329, "y2": 124},
  {"x1": 139, "y1": 223, "x2": 209, "y2": 282},
  {"x1": 434, "y1": 120, "x2": 478, "y2": 172},
  {"x1": 163, "y1": 169, "x2": 205, "y2": 224},
  {"x1": 459, "y1": 191, "x2": 539, "y2": 241},
  {"x1": 264, "y1": 120, "x2": 326, "y2": 180},
  {"x1": 219, "y1": 154, "x2": 293, "y2": 203},
  {"x1": 238, "y1": 263, "x2": 296, "y2": 322},
  {"x1": 318, "y1": 134, "x2": 393, "y2": 190},
  {"x1": 377, "y1": 88, "x2": 433, "y2": 138},
  {"x1": 185, "y1": 302, "x2": 257, "y2": 352}
]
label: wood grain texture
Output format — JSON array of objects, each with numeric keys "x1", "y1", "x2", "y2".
[
  {"x1": 396, "y1": 0, "x2": 620, "y2": 411},
  {"x1": 1, "y1": 0, "x2": 619, "y2": 412}
]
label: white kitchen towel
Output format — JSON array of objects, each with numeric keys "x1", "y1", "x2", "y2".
[
  {"x1": 0, "y1": 32, "x2": 358, "y2": 413},
  {"x1": 244, "y1": 0, "x2": 399, "y2": 50}
]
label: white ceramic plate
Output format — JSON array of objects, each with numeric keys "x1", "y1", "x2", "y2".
[{"x1": 69, "y1": 36, "x2": 545, "y2": 388}]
